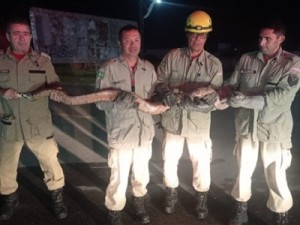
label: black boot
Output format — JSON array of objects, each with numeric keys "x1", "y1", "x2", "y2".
[
  {"x1": 273, "y1": 212, "x2": 289, "y2": 225},
  {"x1": 0, "y1": 192, "x2": 19, "y2": 220},
  {"x1": 108, "y1": 210, "x2": 123, "y2": 225},
  {"x1": 132, "y1": 196, "x2": 150, "y2": 224},
  {"x1": 195, "y1": 191, "x2": 208, "y2": 220},
  {"x1": 164, "y1": 187, "x2": 178, "y2": 214},
  {"x1": 229, "y1": 201, "x2": 248, "y2": 225},
  {"x1": 51, "y1": 188, "x2": 68, "y2": 219}
]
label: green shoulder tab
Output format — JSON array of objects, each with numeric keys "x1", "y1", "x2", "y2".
[{"x1": 97, "y1": 70, "x2": 105, "y2": 79}]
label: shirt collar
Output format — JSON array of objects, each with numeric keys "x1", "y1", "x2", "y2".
[{"x1": 257, "y1": 47, "x2": 282, "y2": 62}]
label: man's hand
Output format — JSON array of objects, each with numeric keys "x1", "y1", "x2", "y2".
[
  {"x1": 154, "y1": 83, "x2": 177, "y2": 107},
  {"x1": 161, "y1": 92, "x2": 177, "y2": 107},
  {"x1": 179, "y1": 95, "x2": 213, "y2": 113},
  {"x1": 202, "y1": 90, "x2": 219, "y2": 105},
  {"x1": 281, "y1": 149, "x2": 292, "y2": 170},
  {"x1": 216, "y1": 86, "x2": 234, "y2": 100},
  {"x1": 179, "y1": 95, "x2": 194, "y2": 109},
  {"x1": 228, "y1": 92, "x2": 265, "y2": 110},
  {"x1": 114, "y1": 91, "x2": 135, "y2": 109},
  {"x1": 2, "y1": 88, "x2": 19, "y2": 100}
]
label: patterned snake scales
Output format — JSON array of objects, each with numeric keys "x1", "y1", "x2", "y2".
[{"x1": 19, "y1": 86, "x2": 227, "y2": 115}]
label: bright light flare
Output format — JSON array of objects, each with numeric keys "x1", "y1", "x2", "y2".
[{"x1": 144, "y1": 0, "x2": 161, "y2": 19}]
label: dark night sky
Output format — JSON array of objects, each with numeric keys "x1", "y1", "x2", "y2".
[{"x1": 1, "y1": 0, "x2": 300, "y2": 54}]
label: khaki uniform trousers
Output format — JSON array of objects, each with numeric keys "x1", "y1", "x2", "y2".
[
  {"x1": 0, "y1": 138, "x2": 65, "y2": 195},
  {"x1": 231, "y1": 138, "x2": 293, "y2": 213},
  {"x1": 162, "y1": 132, "x2": 212, "y2": 192},
  {"x1": 105, "y1": 145, "x2": 152, "y2": 211}
]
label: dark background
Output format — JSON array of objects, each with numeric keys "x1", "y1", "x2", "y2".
[{"x1": 1, "y1": 0, "x2": 300, "y2": 54}]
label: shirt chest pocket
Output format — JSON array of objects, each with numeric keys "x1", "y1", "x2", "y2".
[
  {"x1": 111, "y1": 79, "x2": 129, "y2": 90},
  {"x1": 0, "y1": 71, "x2": 10, "y2": 85},
  {"x1": 0, "y1": 72, "x2": 10, "y2": 88},
  {"x1": 194, "y1": 73, "x2": 212, "y2": 87},
  {"x1": 28, "y1": 70, "x2": 46, "y2": 82},
  {"x1": 240, "y1": 70, "x2": 258, "y2": 89}
]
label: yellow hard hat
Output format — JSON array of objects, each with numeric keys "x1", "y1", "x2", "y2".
[{"x1": 185, "y1": 10, "x2": 212, "y2": 33}]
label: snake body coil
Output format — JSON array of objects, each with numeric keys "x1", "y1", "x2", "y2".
[{"x1": 21, "y1": 86, "x2": 224, "y2": 115}]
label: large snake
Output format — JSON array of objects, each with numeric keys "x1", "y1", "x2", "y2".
[{"x1": 19, "y1": 86, "x2": 227, "y2": 115}]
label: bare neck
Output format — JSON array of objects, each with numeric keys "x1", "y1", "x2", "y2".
[
  {"x1": 189, "y1": 49, "x2": 203, "y2": 59},
  {"x1": 123, "y1": 54, "x2": 138, "y2": 67}
]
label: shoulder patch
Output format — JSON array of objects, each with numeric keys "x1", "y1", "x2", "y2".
[
  {"x1": 169, "y1": 48, "x2": 180, "y2": 54},
  {"x1": 281, "y1": 51, "x2": 299, "y2": 63},
  {"x1": 97, "y1": 70, "x2": 105, "y2": 79},
  {"x1": 101, "y1": 58, "x2": 117, "y2": 68},
  {"x1": 208, "y1": 54, "x2": 221, "y2": 65},
  {"x1": 288, "y1": 74, "x2": 299, "y2": 87},
  {"x1": 40, "y1": 52, "x2": 51, "y2": 59}
]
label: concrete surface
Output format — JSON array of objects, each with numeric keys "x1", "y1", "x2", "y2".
[{"x1": 1, "y1": 84, "x2": 300, "y2": 225}]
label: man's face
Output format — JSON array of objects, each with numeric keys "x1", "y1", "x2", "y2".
[
  {"x1": 120, "y1": 29, "x2": 141, "y2": 58},
  {"x1": 186, "y1": 32, "x2": 208, "y2": 53},
  {"x1": 6, "y1": 23, "x2": 32, "y2": 54},
  {"x1": 259, "y1": 28, "x2": 285, "y2": 56}
]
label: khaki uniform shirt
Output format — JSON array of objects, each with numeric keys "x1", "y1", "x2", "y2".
[
  {"x1": 156, "y1": 48, "x2": 223, "y2": 138},
  {"x1": 95, "y1": 56, "x2": 157, "y2": 149},
  {"x1": 226, "y1": 48, "x2": 300, "y2": 149},
  {"x1": 0, "y1": 47, "x2": 59, "y2": 142}
]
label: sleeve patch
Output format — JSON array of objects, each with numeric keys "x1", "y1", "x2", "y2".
[
  {"x1": 288, "y1": 74, "x2": 299, "y2": 87},
  {"x1": 97, "y1": 71, "x2": 105, "y2": 79}
]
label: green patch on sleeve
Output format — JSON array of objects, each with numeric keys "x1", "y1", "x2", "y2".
[{"x1": 97, "y1": 71, "x2": 105, "y2": 79}]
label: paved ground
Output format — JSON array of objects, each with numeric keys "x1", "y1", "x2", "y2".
[{"x1": 1, "y1": 84, "x2": 300, "y2": 225}]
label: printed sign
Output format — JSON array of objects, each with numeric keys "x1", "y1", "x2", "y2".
[{"x1": 29, "y1": 7, "x2": 137, "y2": 63}]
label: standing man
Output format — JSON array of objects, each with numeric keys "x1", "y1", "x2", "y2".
[
  {"x1": 153, "y1": 10, "x2": 223, "y2": 220},
  {"x1": 0, "y1": 18, "x2": 67, "y2": 220},
  {"x1": 225, "y1": 19, "x2": 300, "y2": 225},
  {"x1": 95, "y1": 24, "x2": 157, "y2": 225}
]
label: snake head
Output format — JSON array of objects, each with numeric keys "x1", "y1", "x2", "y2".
[{"x1": 17, "y1": 93, "x2": 33, "y2": 100}]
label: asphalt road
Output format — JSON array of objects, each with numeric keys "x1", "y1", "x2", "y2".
[{"x1": 1, "y1": 84, "x2": 300, "y2": 225}]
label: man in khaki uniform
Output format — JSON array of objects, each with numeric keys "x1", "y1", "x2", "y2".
[
  {"x1": 0, "y1": 18, "x2": 67, "y2": 220},
  {"x1": 153, "y1": 10, "x2": 223, "y2": 220},
  {"x1": 225, "y1": 19, "x2": 300, "y2": 225},
  {"x1": 95, "y1": 24, "x2": 157, "y2": 225}
]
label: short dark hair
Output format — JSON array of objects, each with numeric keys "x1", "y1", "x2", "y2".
[
  {"x1": 260, "y1": 18, "x2": 286, "y2": 36},
  {"x1": 118, "y1": 24, "x2": 140, "y2": 42},
  {"x1": 6, "y1": 17, "x2": 31, "y2": 34}
]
